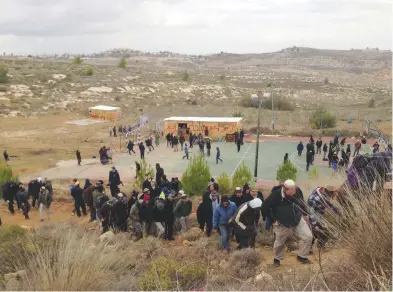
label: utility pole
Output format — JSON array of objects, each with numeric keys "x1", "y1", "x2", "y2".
[
  {"x1": 254, "y1": 92, "x2": 262, "y2": 182},
  {"x1": 268, "y1": 81, "x2": 275, "y2": 133}
]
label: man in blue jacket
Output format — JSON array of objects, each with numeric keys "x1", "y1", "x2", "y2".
[{"x1": 213, "y1": 195, "x2": 237, "y2": 251}]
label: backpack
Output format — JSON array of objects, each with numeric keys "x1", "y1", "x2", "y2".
[{"x1": 97, "y1": 195, "x2": 109, "y2": 209}]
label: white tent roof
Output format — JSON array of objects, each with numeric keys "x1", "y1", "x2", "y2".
[
  {"x1": 89, "y1": 105, "x2": 120, "y2": 111},
  {"x1": 163, "y1": 117, "x2": 243, "y2": 123}
]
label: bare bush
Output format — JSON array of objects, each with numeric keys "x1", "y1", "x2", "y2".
[{"x1": 228, "y1": 249, "x2": 262, "y2": 279}]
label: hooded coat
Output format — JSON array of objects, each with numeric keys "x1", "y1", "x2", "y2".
[{"x1": 232, "y1": 198, "x2": 262, "y2": 236}]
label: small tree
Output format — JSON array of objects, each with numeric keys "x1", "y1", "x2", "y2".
[
  {"x1": 0, "y1": 162, "x2": 18, "y2": 199},
  {"x1": 134, "y1": 160, "x2": 155, "y2": 189},
  {"x1": 217, "y1": 172, "x2": 231, "y2": 195},
  {"x1": 73, "y1": 55, "x2": 82, "y2": 64},
  {"x1": 368, "y1": 98, "x2": 375, "y2": 108},
  {"x1": 231, "y1": 163, "x2": 252, "y2": 189},
  {"x1": 323, "y1": 77, "x2": 329, "y2": 85},
  {"x1": 182, "y1": 155, "x2": 211, "y2": 196},
  {"x1": 219, "y1": 74, "x2": 225, "y2": 81},
  {"x1": 86, "y1": 66, "x2": 93, "y2": 76},
  {"x1": 182, "y1": 71, "x2": 190, "y2": 82},
  {"x1": 310, "y1": 108, "x2": 337, "y2": 129},
  {"x1": 0, "y1": 64, "x2": 9, "y2": 84},
  {"x1": 276, "y1": 161, "x2": 297, "y2": 183},
  {"x1": 119, "y1": 57, "x2": 127, "y2": 69}
]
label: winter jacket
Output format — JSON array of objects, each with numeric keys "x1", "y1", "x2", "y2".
[
  {"x1": 323, "y1": 144, "x2": 328, "y2": 152},
  {"x1": 230, "y1": 193, "x2": 244, "y2": 208},
  {"x1": 262, "y1": 187, "x2": 308, "y2": 228},
  {"x1": 139, "y1": 203, "x2": 153, "y2": 222},
  {"x1": 173, "y1": 200, "x2": 192, "y2": 218},
  {"x1": 164, "y1": 199, "x2": 175, "y2": 223},
  {"x1": 92, "y1": 189, "x2": 103, "y2": 209},
  {"x1": 129, "y1": 200, "x2": 141, "y2": 221},
  {"x1": 212, "y1": 202, "x2": 237, "y2": 229},
  {"x1": 109, "y1": 171, "x2": 121, "y2": 187},
  {"x1": 71, "y1": 186, "x2": 84, "y2": 201},
  {"x1": 156, "y1": 167, "x2": 164, "y2": 185},
  {"x1": 232, "y1": 201, "x2": 261, "y2": 236},
  {"x1": 307, "y1": 187, "x2": 339, "y2": 228},
  {"x1": 306, "y1": 150, "x2": 313, "y2": 162},
  {"x1": 38, "y1": 189, "x2": 52, "y2": 207},
  {"x1": 297, "y1": 143, "x2": 304, "y2": 152},
  {"x1": 152, "y1": 201, "x2": 166, "y2": 222},
  {"x1": 316, "y1": 140, "x2": 323, "y2": 148},
  {"x1": 150, "y1": 186, "x2": 161, "y2": 201},
  {"x1": 28, "y1": 180, "x2": 42, "y2": 198},
  {"x1": 142, "y1": 180, "x2": 152, "y2": 191},
  {"x1": 2, "y1": 181, "x2": 19, "y2": 201},
  {"x1": 139, "y1": 143, "x2": 145, "y2": 153},
  {"x1": 83, "y1": 185, "x2": 95, "y2": 206}
]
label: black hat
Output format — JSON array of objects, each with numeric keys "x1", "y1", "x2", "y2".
[{"x1": 221, "y1": 195, "x2": 229, "y2": 203}]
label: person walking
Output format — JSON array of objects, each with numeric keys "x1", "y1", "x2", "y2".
[
  {"x1": 83, "y1": 183, "x2": 96, "y2": 222},
  {"x1": 139, "y1": 142, "x2": 145, "y2": 160},
  {"x1": 306, "y1": 150, "x2": 313, "y2": 171},
  {"x1": 76, "y1": 149, "x2": 82, "y2": 166},
  {"x1": 182, "y1": 142, "x2": 190, "y2": 160},
  {"x1": 155, "y1": 132, "x2": 160, "y2": 147},
  {"x1": 164, "y1": 194, "x2": 175, "y2": 240},
  {"x1": 316, "y1": 138, "x2": 322, "y2": 154},
  {"x1": 216, "y1": 147, "x2": 223, "y2": 164},
  {"x1": 127, "y1": 140, "x2": 135, "y2": 155},
  {"x1": 197, "y1": 184, "x2": 219, "y2": 237},
  {"x1": 232, "y1": 198, "x2": 263, "y2": 249},
  {"x1": 322, "y1": 143, "x2": 328, "y2": 161},
  {"x1": 213, "y1": 195, "x2": 237, "y2": 251},
  {"x1": 38, "y1": 186, "x2": 52, "y2": 221},
  {"x1": 18, "y1": 184, "x2": 30, "y2": 219},
  {"x1": 108, "y1": 166, "x2": 122, "y2": 197},
  {"x1": 173, "y1": 192, "x2": 192, "y2": 234},
  {"x1": 353, "y1": 140, "x2": 361, "y2": 157},
  {"x1": 179, "y1": 135, "x2": 185, "y2": 151},
  {"x1": 262, "y1": 180, "x2": 312, "y2": 266},
  {"x1": 3, "y1": 150, "x2": 9, "y2": 161},
  {"x1": 71, "y1": 181, "x2": 87, "y2": 217},
  {"x1": 297, "y1": 141, "x2": 304, "y2": 156},
  {"x1": 113, "y1": 126, "x2": 117, "y2": 137},
  {"x1": 155, "y1": 163, "x2": 164, "y2": 186},
  {"x1": 236, "y1": 138, "x2": 241, "y2": 153}
]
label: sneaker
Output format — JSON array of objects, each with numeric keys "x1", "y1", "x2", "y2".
[
  {"x1": 297, "y1": 256, "x2": 311, "y2": 264},
  {"x1": 274, "y1": 259, "x2": 280, "y2": 267}
]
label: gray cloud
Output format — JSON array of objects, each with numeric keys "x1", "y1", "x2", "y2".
[{"x1": 0, "y1": 0, "x2": 391, "y2": 54}]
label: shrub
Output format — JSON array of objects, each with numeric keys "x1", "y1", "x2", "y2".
[
  {"x1": 276, "y1": 160, "x2": 297, "y2": 183},
  {"x1": 239, "y1": 95, "x2": 258, "y2": 108},
  {"x1": 0, "y1": 85, "x2": 7, "y2": 92},
  {"x1": 18, "y1": 225, "x2": 139, "y2": 291},
  {"x1": 216, "y1": 172, "x2": 231, "y2": 195},
  {"x1": 139, "y1": 257, "x2": 206, "y2": 291},
  {"x1": 0, "y1": 64, "x2": 9, "y2": 83},
  {"x1": 73, "y1": 55, "x2": 82, "y2": 64},
  {"x1": 261, "y1": 96, "x2": 295, "y2": 111},
  {"x1": 231, "y1": 163, "x2": 252, "y2": 189},
  {"x1": 182, "y1": 155, "x2": 211, "y2": 196},
  {"x1": 228, "y1": 249, "x2": 261, "y2": 279},
  {"x1": 86, "y1": 66, "x2": 93, "y2": 76},
  {"x1": 191, "y1": 99, "x2": 197, "y2": 105},
  {"x1": 310, "y1": 108, "x2": 337, "y2": 129},
  {"x1": 219, "y1": 74, "x2": 225, "y2": 81},
  {"x1": 0, "y1": 226, "x2": 28, "y2": 274},
  {"x1": 308, "y1": 168, "x2": 320, "y2": 180},
  {"x1": 323, "y1": 77, "x2": 329, "y2": 84},
  {"x1": 322, "y1": 184, "x2": 392, "y2": 290},
  {"x1": 119, "y1": 57, "x2": 127, "y2": 69},
  {"x1": 182, "y1": 71, "x2": 190, "y2": 82},
  {"x1": 368, "y1": 98, "x2": 375, "y2": 108},
  {"x1": 0, "y1": 162, "x2": 18, "y2": 200},
  {"x1": 135, "y1": 160, "x2": 156, "y2": 189}
]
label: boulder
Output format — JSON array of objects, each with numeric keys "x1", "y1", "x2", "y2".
[
  {"x1": 99, "y1": 231, "x2": 115, "y2": 243},
  {"x1": 255, "y1": 271, "x2": 273, "y2": 282}
]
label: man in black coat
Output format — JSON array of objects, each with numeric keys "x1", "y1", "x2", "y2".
[
  {"x1": 197, "y1": 183, "x2": 219, "y2": 236},
  {"x1": 108, "y1": 166, "x2": 121, "y2": 196},
  {"x1": 76, "y1": 149, "x2": 82, "y2": 166},
  {"x1": 139, "y1": 142, "x2": 146, "y2": 160},
  {"x1": 155, "y1": 163, "x2": 164, "y2": 186},
  {"x1": 127, "y1": 140, "x2": 135, "y2": 155},
  {"x1": 164, "y1": 194, "x2": 175, "y2": 240},
  {"x1": 142, "y1": 174, "x2": 152, "y2": 191},
  {"x1": 2, "y1": 181, "x2": 19, "y2": 214},
  {"x1": 230, "y1": 187, "x2": 244, "y2": 208},
  {"x1": 71, "y1": 181, "x2": 87, "y2": 217},
  {"x1": 262, "y1": 180, "x2": 312, "y2": 266},
  {"x1": 17, "y1": 184, "x2": 30, "y2": 219},
  {"x1": 306, "y1": 150, "x2": 313, "y2": 171},
  {"x1": 28, "y1": 178, "x2": 43, "y2": 208}
]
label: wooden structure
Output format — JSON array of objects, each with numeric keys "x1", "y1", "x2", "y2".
[
  {"x1": 88, "y1": 105, "x2": 121, "y2": 121},
  {"x1": 163, "y1": 116, "x2": 243, "y2": 140}
]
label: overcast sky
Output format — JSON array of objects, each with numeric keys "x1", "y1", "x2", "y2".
[{"x1": 0, "y1": 0, "x2": 391, "y2": 55}]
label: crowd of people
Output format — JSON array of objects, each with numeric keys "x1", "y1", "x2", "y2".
[{"x1": 295, "y1": 132, "x2": 391, "y2": 172}]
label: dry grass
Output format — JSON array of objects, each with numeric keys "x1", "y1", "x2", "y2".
[{"x1": 0, "y1": 179, "x2": 391, "y2": 291}]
